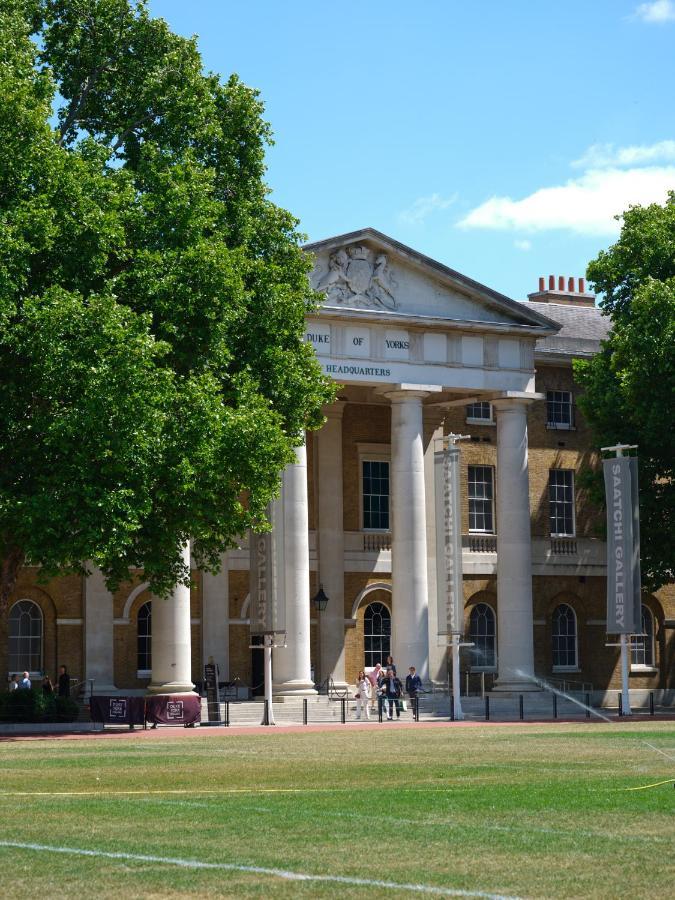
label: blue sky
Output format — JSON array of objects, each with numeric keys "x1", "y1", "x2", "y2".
[{"x1": 148, "y1": 1, "x2": 675, "y2": 301}]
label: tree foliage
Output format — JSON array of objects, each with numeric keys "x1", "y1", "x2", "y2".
[
  {"x1": 0, "y1": 0, "x2": 334, "y2": 624},
  {"x1": 575, "y1": 193, "x2": 675, "y2": 591}
]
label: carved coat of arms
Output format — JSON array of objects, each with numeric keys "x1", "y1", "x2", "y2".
[{"x1": 315, "y1": 244, "x2": 398, "y2": 310}]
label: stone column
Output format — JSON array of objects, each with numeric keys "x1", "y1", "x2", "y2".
[
  {"x1": 316, "y1": 403, "x2": 347, "y2": 688},
  {"x1": 84, "y1": 566, "x2": 117, "y2": 692},
  {"x1": 387, "y1": 390, "x2": 431, "y2": 679},
  {"x1": 273, "y1": 443, "x2": 316, "y2": 695},
  {"x1": 202, "y1": 551, "x2": 230, "y2": 681},
  {"x1": 493, "y1": 399, "x2": 537, "y2": 690},
  {"x1": 148, "y1": 541, "x2": 195, "y2": 694},
  {"x1": 424, "y1": 414, "x2": 447, "y2": 684}
]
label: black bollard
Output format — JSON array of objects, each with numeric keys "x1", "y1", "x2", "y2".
[
  {"x1": 649, "y1": 692, "x2": 654, "y2": 717},
  {"x1": 618, "y1": 692, "x2": 623, "y2": 717},
  {"x1": 485, "y1": 695, "x2": 490, "y2": 721},
  {"x1": 225, "y1": 700, "x2": 230, "y2": 727},
  {"x1": 553, "y1": 694, "x2": 558, "y2": 719},
  {"x1": 341, "y1": 697, "x2": 346, "y2": 724},
  {"x1": 378, "y1": 698, "x2": 383, "y2": 723},
  {"x1": 519, "y1": 694, "x2": 524, "y2": 721},
  {"x1": 303, "y1": 697, "x2": 308, "y2": 725},
  {"x1": 585, "y1": 693, "x2": 591, "y2": 719}
]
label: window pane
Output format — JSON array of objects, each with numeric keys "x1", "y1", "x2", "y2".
[
  {"x1": 546, "y1": 390, "x2": 573, "y2": 427},
  {"x1": 466, "y1": 402, "x2": 492, "y2": 421},
  {"x1": 468, "y1": 603, "x2": 496, "y2": 668},
  {"x1": 8, "y1": 600, "x2": 43, "y2": 673},
  {"x1": 549, "y1": 469, "x2": 575, "y2": 535},
  {"x1": 468, "y1": 466, "x2": 494, "y2": 533},
  {"x1": 363, "y1": 460, "x2": 390, "y2": 530},
  {"x1": 137, "y1": 601, "x2": 152, "y2": 670},
  {"x1": 364, "y1": 602, "x2": 391, "y2": 668},
  {"x1": 631, "y1": 605, "x2": 654, "y2": 667},
  {"x1": 552, "y1": 604, "x2": 577, "y2": 668}
]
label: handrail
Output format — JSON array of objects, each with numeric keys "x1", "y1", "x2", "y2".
[{"x1": 316, "y1": 676, "x2": 348, "y2": 700}]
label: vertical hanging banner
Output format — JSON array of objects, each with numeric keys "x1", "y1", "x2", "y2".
[
  {"x1": 434, "y1": 444, "x2": 464, "y2": 636},
  {"x1": 629, "y1": 457, "x2": 642, "y2": 633},
  {"x1": 249, "y1": 501, "x2": 286, "y2": 636},
  {"x1": 603, "y1": 457, "x2": 640, "y2": 633}
]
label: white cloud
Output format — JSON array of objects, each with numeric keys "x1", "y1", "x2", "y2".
[
  {"x1": 514, "y1": 239, "x2": 532, "y2": 251},
  {"x1": 458, "y1": 166, "x2": 675, "y2": 236},
  {"x1": 398, "y1": 192, "x2": 457, "y2": 225},
  {"x1": 634, "y1": 1, "x2": 675, "y2": 22},
  {"x1": 572, "y1": 140, "x2": 675, "y2": 168}
]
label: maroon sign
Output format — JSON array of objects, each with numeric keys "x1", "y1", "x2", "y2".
[
  {"x1": 145, "y1": 694, "x2": 201, "y2": 726},
  {"x1": 90, "y1": 696, "x2": 145, "y2": 725}
]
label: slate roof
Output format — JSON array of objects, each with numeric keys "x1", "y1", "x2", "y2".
[{"x1": 526, "y1": 301, "x2": 611, "y2": 358}]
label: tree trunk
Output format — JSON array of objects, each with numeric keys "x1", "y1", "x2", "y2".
[{"x1": 0, "y1": 545, "x2": 25, "y2": 687}]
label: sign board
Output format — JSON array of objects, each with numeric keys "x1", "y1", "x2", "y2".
[
  {"x1": 204, "y1": 662, "x2": 220, "y2": 722},
  {"x1": 603, "y1": 457, "x2": 641, "y2": 633},
  {"x1": 434, "y1": 444, "x2": 464, "y2": 636},
  {"x1": 249, "y1": 501, "x2": 286, "y2": 636}
]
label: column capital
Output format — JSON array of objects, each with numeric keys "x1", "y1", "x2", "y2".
[
  {"x1": 383, "y1": 389, "x2": 431, "y2": 403},
  {"x1": 492, "y1": 391, "x2": 543, "y2": 412}
]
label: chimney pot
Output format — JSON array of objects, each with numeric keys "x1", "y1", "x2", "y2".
[
  {"x1": 579, "y1": 277, "x2": 586, "y2": 293},
  {"x1": 549, "y1": 275, "x2": 555, "y2": 290},
  {"x1": 558, "y1": 275, "x2": 565, "y2": 291},
  {"x1": 568, "y1": 276, "x2": 575, "y2": 292},
  {"x1": 538, "y1": 276, "x2": 545, "y2": 291}
]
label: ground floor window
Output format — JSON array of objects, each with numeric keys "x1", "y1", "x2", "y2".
[
  {"x1": 137, "y1": 601, "x2": 152, "y2": 672},
  {"x1": 363, "y1": 601, "x2": 391, "y2": 668},
  {"x1": 468, "y1": 603, "x2": 496, "y2": 669},
  {"x1": 8, "y1": 600, "x2": 43, "y2": 674},
  {"x1": 552, "y1": 603, "x2": 577, "y2": 669},
  {"x1": 631, "y1": 605, "x2": 655, "y2": 668}
]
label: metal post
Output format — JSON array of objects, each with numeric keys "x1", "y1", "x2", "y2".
[
  {"x1": 465, "y1": 670, "x2": 469, "y2": 697},
  {"x1": 585, "y1": 693, "x2": 590, "y2": 719},
  {"x1": 519, "y1": 694, "x2": 524, "y2": 721},
  {"x1": 261, "y1": 634, "x2": 276, "y2": 726},
  {"x1": 303, "y1": 697, "x2": 308, "y2": 725},
  {"x1": 485, "y1": 695, "x2": 490, "y2": 721},
  {"x1": 618, "y1": 692, "x2": 623, "y2": 717},
  {"x1": 225, "y1": 700, "x2": 230, "y2": 727},
  {"x1": 619, "y1": 633, "x2": 632, "y2": 717},
  {"x1": 451, "y1": 633, "x2": 464, "y2": 720},
  {"x1": 553, "y1": 693, "x2": 558, "y2": 719},
  {"x1": 341, "y1": 697, "x2": 346, "y2": 724},
  {"x1": 481, "y1": 671, "x2": 485, "y2": 699},
  {"x1": 450, "y1": 694, "x2": 455, "y2": 722},
  {"x1": 649, "y1": 691, "x2": 654, "y2": 717},
  {"x1": 378, "y1": 698, "x2": 383, "y2": 723},
  {"x1": 414, "y1": 696, "x2": 420, "y2": 722}
]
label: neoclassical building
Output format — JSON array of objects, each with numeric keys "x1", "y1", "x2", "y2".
[{"x1": 8, "y1": 229, "x2": 674, "y2": 697}]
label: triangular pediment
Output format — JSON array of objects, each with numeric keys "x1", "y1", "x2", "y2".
[{"x1": 304, "y1": 228, "x2": 558, "y2": 334}]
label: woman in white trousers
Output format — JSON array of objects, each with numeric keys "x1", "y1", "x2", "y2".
[{"x1": 354, "y1": 671, "x2": 371, "y2": 720}]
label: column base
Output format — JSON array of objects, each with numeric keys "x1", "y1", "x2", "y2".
[
  {"x1": 146, "y1": 681, "x2": 196, "y2": 695},
  {"x1": 273, "y1": 679, "x2": 317, "y2": 697}
]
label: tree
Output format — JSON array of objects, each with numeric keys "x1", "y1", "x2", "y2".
[
  {"x1": 574, "y1": 193, "x2": 675, "y2": 591},
  {"x1": 0, "y1": 0, "x2": 334, "y2": 669}
]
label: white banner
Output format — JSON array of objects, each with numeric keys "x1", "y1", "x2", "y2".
[
  {"x1": 604, "y1": 457, "x2": 640, "y2": 634},
  {"x1": 434, "y1": 444, "x2": 464, "y2": 636}
]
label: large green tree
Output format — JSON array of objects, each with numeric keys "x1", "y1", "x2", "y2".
[
  {"x1": 575, "y1": 193, "x2": 675, "y2": 591},
  {"x1": 0, "y1": 0, "x2": 333, "y2": 661}
]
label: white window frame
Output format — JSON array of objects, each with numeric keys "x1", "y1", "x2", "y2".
[
  {"x1": 630, "y1": 605, "x2": 656, "y2": 672},
  {"x1": 549, "y1": 469, "x2": 576, "y2": 537},
  {"x1": 8, "y1": 599, "x2": 44, "y2": 677},
  {"x1": 468, "y1": 602, "x2": 497, "y2": 671},
  {"x1": 468, "y1": 465, "x2": 495, "y2": 534},
  {"x1": 137, "y1": 600, "x2": 152, "y2": 677},
  {"x1": 465, "y1": 401, "x2": 495, "y2": 426},
  {"x1": 546, "y1": 390, "x2": 575, "y2": 430},
  {"x1": 552, "y1": 603, "x2": 579, "y2": 671},
  {"x1": 357, "y1": 443, "x2": 391, "y2": 533}
]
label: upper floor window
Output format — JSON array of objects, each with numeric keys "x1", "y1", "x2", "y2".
[
  {"x1": 468, "y1": 602, "x2": 496, "y2": 669},
  {"x1": 8, "y1": 600, "x2": 43, "y2": 674},
  {"x1": 468, "y1": 466, "x2": 494, "y2": 534},
  {"x1": 631, "y1": 605, "x2": 655, "y2": 669},
  {"x1": 546, "y1": 390, "x2": 574, "y2": 429},
  {"x1": 466, "y1": 402, "x2": 493, "y2": 424},
  {"x1": 549, "y1": 469, "x2": 575, "y2": 536},
  {"x1": 362, "y1": 460, "x2": 390, "y2": 530},
  {"x1": 137, "y1": 601, "x2": 152, "y2": 673},
  {"x1": 552, "y1": 603, "x2": 578, "y2": 669}
]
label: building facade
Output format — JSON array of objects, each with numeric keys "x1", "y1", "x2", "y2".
[{"x1": 8, "y1": 230, "x2": 675, "y2": 696}]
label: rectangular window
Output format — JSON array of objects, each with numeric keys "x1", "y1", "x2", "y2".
[
  {"x1": 546, "y1": 390, "x2": 574, "y2": 428},
  {"x1": 549, "y1": 469, "x2": 575, "y2": 536},
  {"x1": 362, "y1": 460, "x2": 390, "y2": 530},
  {"x1": 468, "y1": 466, "x2": 494, "y2": 533},
  {"x1": 466, "y1": 401, "x2": 493, "y2": 423}
]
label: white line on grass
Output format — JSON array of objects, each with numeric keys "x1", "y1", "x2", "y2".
[{"x1": 0, "y1": 840, "x2": 521, "y2": 900}]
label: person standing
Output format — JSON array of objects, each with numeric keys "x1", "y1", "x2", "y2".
[
  {"x1": 366, "y1": 663, "x2": 382, "y2": 712},
  {"x1": 385, "y1": 655, "x2": 397, "y2": 675},
  {"x1": 8, "y1": 674, "x2": 19, "y2": 692},
  {"x1": 58, "y1": 665, "x2": 70, "y2": 698},
  {"x1": 19, "y1": 672, "x2": 31, "y2": 689},
  {"x1": 41, "y1": 676, "x2": 54, "y2": 695},
  {"x1": 405, "y1": 666, "x2": 422, "y2": 700},
  {"x1": 354, "y1": 671, "x2": 371, "y2": 721},
  {"x1": 382, "y1": 667, "x2": 403, "y2": 720}
]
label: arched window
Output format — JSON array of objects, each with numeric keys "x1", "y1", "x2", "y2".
[
  {"x1": 137, "y1": 601, "x2": 152, "y2": 673},
  {"x1": 552, "y1": 604, "x2": 577, "y2": 669},
  {"x1": 631, "y1": 605, "x2": 655, "y2": 668},
  {"x1": 363, "y1": 602, "x2": 391, "y2": 668},
  {"x1": 8, "y1": 600, "x2": 43, "y2": 674},
  {"x1": 468, "y1": 603, "x2": 496, "y2": 669}
]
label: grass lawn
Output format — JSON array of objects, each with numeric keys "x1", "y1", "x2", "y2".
[{"x1": 0, "y1": 721, "x2": 673, "y2": 898}]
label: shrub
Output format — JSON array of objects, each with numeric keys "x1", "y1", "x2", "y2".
[{"x1": 55, "y1": 696, "x2": 79, "y2": 722}]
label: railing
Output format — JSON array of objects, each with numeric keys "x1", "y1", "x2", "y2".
[
  {"x1": 316, "y1": 676, "x2": 349, "y2": 700},
  {"x1": 550, "y1": 537, "x2": 578, "y2": 555},
  {"x1": 546, "y1": 676, "x2": 593, "y2": 693},
  {"x1": 465, "y1": 535, "x2": 497, "y2": 553},
  {"x1": 362, "y1": 532, "x2": 391, "y2": 552}
]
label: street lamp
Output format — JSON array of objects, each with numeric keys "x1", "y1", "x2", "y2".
[{"x1": 312, "y1": 584, "x2": 329, "y2": 612}]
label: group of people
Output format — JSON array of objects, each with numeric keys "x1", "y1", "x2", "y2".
[
  {"x1": 8, "y1": 665, "x2": 70, "y2": 697},
  {"x1": 354, "y1": 657, "x2": 423, "y2": 721}
]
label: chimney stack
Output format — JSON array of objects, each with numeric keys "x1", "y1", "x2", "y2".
[{"x1": 527, "y1": 275, "x2": 596, "y2": 307}]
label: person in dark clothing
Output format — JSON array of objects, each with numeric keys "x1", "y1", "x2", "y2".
[
  {"x1": 58, "y1": 665, "x2": 70, "y2": 698},
  {"x1": 42, "y1": 676, "x2": 54, "y2": 694},
  {"x1": 405, "y1": 666, "x2": 422, "y2": 699},
  {"x1": 381, "y1": 667, "x2": 403, "y2": 720}
]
